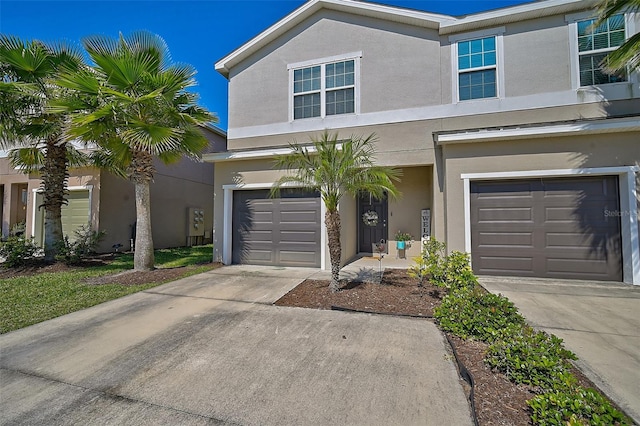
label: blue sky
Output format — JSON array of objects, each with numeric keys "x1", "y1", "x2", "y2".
[{"x1": 1, "y1": 0, "x2": 531, "y2": 130}]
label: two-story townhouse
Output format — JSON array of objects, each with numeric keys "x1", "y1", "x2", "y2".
[
  {"x1": 1, "y1": 125, "x2": 226, "y2": 252},
  {"x1": 207, "y1": 0, "x2": 640, "y2": 284}
]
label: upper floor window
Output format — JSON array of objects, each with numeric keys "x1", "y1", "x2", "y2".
[
  {"x1": 457, "y1": 37, "x2": 497, "y2": 100},
  {"x1": 577, "y1": 14, "x2": 627, "y2": 86},
  {"x1": 450, "y1": 28, "x2": 504, "y2": 103},
  {"x1": 290, "y1": 53, "x2": 360, "y2": 120}
]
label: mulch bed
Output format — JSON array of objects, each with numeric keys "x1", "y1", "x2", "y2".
[
  {"x1": 275, "y1": 268, "x2": 623, "y2": 426},
  {"x1": 275, "y1": 268, "x2": 444, "y2": 317}
]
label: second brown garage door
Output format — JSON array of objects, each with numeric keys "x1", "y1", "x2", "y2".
[
  {"x1": 470, "y1": 176, "x2": 622, "y2": 281},
  {"x1": 232, "y1": 189, "x2": 321, "y2": 267}
]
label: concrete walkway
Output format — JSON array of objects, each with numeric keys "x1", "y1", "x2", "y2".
[
  {"x1": 480, "y1": 276, "x2": 640, "y2": 424},
  {"x1": 1, "y1": 265, "x2": 472, "y2": 426}
]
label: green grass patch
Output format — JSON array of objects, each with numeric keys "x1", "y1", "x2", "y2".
[{"x1": 0, "y1": 245, "x2": 216, "y2": 334}]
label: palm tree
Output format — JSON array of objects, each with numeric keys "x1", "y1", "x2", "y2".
[
  {"x1": 54, "y1": 31, "x2": 216, "y2": 271},
  {"x1": 272, "y1": 131, "x2": 401, "y2": 292},
  {"x1": 595, "y1": 0, "x2": 640, "y2": 72},
  {"x1": 0, "y1": 36, "x2": 85, "y2": 261}
]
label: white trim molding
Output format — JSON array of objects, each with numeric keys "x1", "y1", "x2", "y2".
[
  {"x1": 204, "y1": 143, "x2": 342, "y2": 163},
  {"x1": 227, "y1": 88, "x2": 639, "y2": 140},
  {"x1": 221, "y1": 182, "x2": 327, "y2": 270},
  {"x1": 566, "y1": 10, "x2": 639, "y2": 90},
  {"x1": 449, "y1": 27, "x2": 506, "y2": 103},
  {"x1": 461, "y1": 166, "x2": 640, "y2": 285},
  {"x1": 436, "y1": 116, "x2": 640, "y2": 144},
  {"x1": 288, "y1": 52, "x2": 362, "y2": 122}
]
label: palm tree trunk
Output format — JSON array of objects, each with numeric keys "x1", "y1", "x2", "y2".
[
  {"x1": 325, "y1": 209, "x2": 342, "y2": 292},
  {"x1": 130, "y1": 151, "x2": 155, "y2": 271},
  {"x1": 41, "y1": 138, "x2": 68, "y2": 262}
]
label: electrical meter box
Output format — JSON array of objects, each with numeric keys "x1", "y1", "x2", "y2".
[{"x1": 187, "y1": 208, "x2": 205, "y2": 237}]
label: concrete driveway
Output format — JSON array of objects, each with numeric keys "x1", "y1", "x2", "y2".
[
  {"x1": 1, "y1": 265, "x2": 472, "y2": 425},
  {"x1": 480, "y1": 276, "x2": 640, "y2": 424}
]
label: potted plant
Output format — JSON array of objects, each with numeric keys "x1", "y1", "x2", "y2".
[{"x1": 394, "y1": 231, "x2": 412, "y2": 250}]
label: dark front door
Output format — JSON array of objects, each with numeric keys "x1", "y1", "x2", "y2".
[{"x1": 358, "y1": 192, "x2": 388, "y2": 253}]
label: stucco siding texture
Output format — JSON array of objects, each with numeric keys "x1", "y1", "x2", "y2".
[
  {"x1": 229, "y1": 10, "x2": 442, "y2": 129},
  {"x1": 99, "y1": 159, "x2": 214, "y2": 253},
  {"x1": 502, "y1": 15, "x2": 572, "y2": 97}
]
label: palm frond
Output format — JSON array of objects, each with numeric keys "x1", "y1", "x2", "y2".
[
  {"x1": 8, "y1": 146, "x2": 45, "y2": 172},
  {"x1": 272, "y1": 131, "x2": 401, "y2": 212},
  {"x1": 595, "y1": 0, "x2": 640, "y2": 72}
]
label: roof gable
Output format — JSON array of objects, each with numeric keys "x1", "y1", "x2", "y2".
[
  {"x1": 215, "y1": 0, "x2": 454, "y2": 77},
  {"x1": 215, "y1": 0, "x2": 595, "y2": 78}
]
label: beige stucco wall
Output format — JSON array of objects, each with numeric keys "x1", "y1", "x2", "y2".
[
  {"x1": 387, "y1": 166, "x2": 432, "y2": 259},
  {"x1": 441, "y1": 132, "x2": 640, "y2": 256},
  {"x1": 98, "y1": 157, "x2": 215, "y2": 252},
  {"x1": 502, "y1": 15, "x2": 572, "y2": 97},
  {"x1": 229, "y1": 9, "x2": 443, "y2": 129},
  {"x1": 212, "y1": 159, "x2": 434, "y2": 268}
]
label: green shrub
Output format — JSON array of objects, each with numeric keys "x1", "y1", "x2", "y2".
[
  {"x1": 486, "y1": 326, "x2": 577, "y2": 389},
  {"x1": 441, "y1": 251, "x2": 478, "y2": 290},
  {"x1": 408, "y1": 238, "x2": 477, "y2": 290},
  {"x1": 434, "y1": 287, "x2": 526, "y2": 342},
  {"x1": 0, "y1": 236, "x2": 41, "y2": 268},
  {"x1": 55, "y1": 225, "x2": 106, "y2": 265},
  {"x1": 408, "y1": 238, "x2": 446, "y2": 287},
  {"x1": 528, "y1": 386, "x2": 631, "y2": 425}
]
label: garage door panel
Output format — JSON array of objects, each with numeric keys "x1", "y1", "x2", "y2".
[
  {"x1": 279, "y1": 250, "x2": 318, "y2": 265},
  {"x1": 280, "y1": 230, "x2": 317, "y2": 243},
  {"x1": 546, "y1": 258, "x2": 612, "y2": 278},
  {"x1": 232, "y1": 189, "x2": 321, "y2": 267},
  {"x1": 477, "y1": 255, "x2": 535, "y2": 275},
  {"x1": 478, "y1": 207, "x2": 533, "y2": 223},
  {"x1": 471, "y1": 177, "x2": 621, "y2": 281},
  {"x1": 476, "y1": 231, "x2": 533, "y2": 247},
  {"x1": 474, "y1": 181, "x2": 535, "y2": 196}
]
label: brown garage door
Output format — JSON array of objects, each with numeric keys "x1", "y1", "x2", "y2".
[
  {"x1": 471, "y1": 176, "x2": 622, "y2": 281},
  {"x1": 232, "y1": 189, "x2": 321, "y2": 267}
]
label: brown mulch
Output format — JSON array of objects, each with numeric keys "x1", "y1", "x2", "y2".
[
  {"x1": 275, "y1": 268, "x2": 624, "y2": 426},
  {"x1": 448, "y1": 335, "x2": 535, "y2": 425},
  {"x1": 275, "y1": 268, "x2": 444, "y2": 317}
]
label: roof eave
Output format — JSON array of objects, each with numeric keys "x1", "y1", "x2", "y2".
[{"x1": 440, "y1": 0, "x2": 598, "y2": 35}]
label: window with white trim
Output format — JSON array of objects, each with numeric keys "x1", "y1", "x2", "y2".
[
  {"x1": 292, "y1": 58, "x2": 356, "y2": 120},
  {"x1": 577, "y1": 14, "x2": 627, "y2": 86},
  {"x1": 457, "y1": 36, "x2": 497, "y2": 101}
]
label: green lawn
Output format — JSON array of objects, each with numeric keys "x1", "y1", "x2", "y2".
[{"x1": 0, "y1": 245, "x2": 217, "y2": 334}]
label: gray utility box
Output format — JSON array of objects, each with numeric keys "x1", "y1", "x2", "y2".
[{"x1": 187, "y1": 208, "x2": 205, "y2": 237}]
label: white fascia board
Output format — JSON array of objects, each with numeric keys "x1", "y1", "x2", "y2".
[
  {"x1": 440, "y1": 0, "x2": 597, "y2": 35},
  {"x1": 215, "y1": 0, "x2": 454, "y2": 78},
  {"x1": 436, "y1": 117, "x2": 640, "y2": 144},
  {"x1": 203, "y1": 143, "x2": 341, "y2": 163},
  {"x1": 203, "y1": 147, "x2": 297, "y2": 162}
]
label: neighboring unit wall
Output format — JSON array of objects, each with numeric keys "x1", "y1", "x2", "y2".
[{"x1": 98, "y1": 157, "x2": 215, "y2": 252}]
